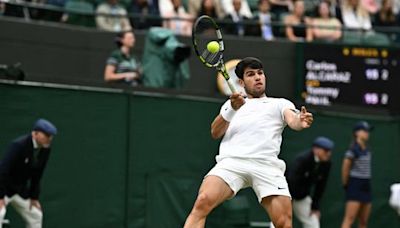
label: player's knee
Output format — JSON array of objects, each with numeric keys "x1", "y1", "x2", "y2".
[
  {"x1": 274, "y1": 213, "x2": 292, "y2": 228},
  {"x1": 193, "y1": 192, "x2": 215, "y2": 214}
]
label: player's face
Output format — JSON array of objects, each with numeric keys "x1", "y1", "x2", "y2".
[
  {"x1": 240, "y1": 67, "x2": 266, "y2": 98},
  {"x1": 32, "y1": 131, "x2": 53, "y2": 148}
]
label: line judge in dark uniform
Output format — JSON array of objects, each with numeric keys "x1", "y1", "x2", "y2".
[
  {"x1": 0, "y1": 119, "x2": 57, "y2": 228},
  {"x1": 285, "y1": 136, "x2": 334, "y2": 228}
]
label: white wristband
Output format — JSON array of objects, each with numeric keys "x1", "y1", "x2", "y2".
[{"x1": 220, "y1": 102, "x2": 237, "y2": 122}]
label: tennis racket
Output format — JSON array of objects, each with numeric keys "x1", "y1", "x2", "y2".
[{"x1": 192, "y1": 15, "x2": 237, "y2": 94}]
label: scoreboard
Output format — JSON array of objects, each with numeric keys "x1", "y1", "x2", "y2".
[{"x1": 301, "y1": 44, "x2": 400, "y2": 114}]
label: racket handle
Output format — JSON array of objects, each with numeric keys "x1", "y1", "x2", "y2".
[{"x1": 226, "y1": 78, "x2": 237, "y2": 94}]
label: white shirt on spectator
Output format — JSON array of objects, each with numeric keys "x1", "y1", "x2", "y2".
[
  {"x1": 220, "y1": 0, "x2": 253, "y2": 18},
  {"x1": 159, "y1": 0, "x2": 193, "y2": 36},
  {"x1": 96, "y1": 3, "x2": 132, "y2": 32},
  {"x1": 341, "y1": 7, "x2": 372, "y2": 30}
]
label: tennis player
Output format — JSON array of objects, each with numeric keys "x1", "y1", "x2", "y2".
[{"x1": 184, "y1": 57, "x2": 313, "y2": 228}]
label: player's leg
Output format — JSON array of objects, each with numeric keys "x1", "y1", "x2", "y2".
[
  {"x1": 357, "y1": 203, "x2": 371, "y2": 228},
  {"x1": 184, "y1": 175, "x2": 234, "y2": 228},
  {"x1": 261, "y1": 195, "x2": 292, "y2": 228},
  {"x1": 292, "y1": 197, "x2": 319, "y2": 228},
  {"x1": 341, "y1": 201, "x2": 361, "y2": 228},
  {"x1": 9, "y1": 195, "x2": 42, "y2": 228}
]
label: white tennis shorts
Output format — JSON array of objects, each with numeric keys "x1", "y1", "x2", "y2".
[{"x1": 206, "y1": 157, "x2": 291, "y2": 202}]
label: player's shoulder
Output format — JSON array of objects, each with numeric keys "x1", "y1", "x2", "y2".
[{"x1": 266, "y1": 97, "x2": 294, "y2": 105}]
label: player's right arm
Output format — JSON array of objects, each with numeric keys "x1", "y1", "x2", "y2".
[{"x1": 211, "y1": 93, "x2": 245, "y2": 139}]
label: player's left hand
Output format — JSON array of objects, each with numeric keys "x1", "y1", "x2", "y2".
[
  {"x1": 300, "y1": 106, "x2": 313, "y2": 128},
  {"x1": 30, "y1": 199, "x2": 42, "y2": 211}
]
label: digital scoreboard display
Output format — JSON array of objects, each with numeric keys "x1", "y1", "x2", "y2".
[{"x1": 301, "y1": 44, "x2": 400, "y2": 114}]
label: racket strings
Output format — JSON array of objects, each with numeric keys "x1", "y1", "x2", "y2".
[{"x1": 201, "y1": 49, "x2": 219, "y2": 65}]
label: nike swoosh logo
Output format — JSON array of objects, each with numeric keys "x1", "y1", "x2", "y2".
[{"x1": 278, "y1": 187, "x2": 286, "y2": 190}]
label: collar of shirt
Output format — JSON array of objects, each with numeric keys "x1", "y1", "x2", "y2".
[
  {"x1": 314, "y1": 154, "x2": 320, "y2": 163},
  {"x1": 32, "y1": 138, "x2": 39, "y2": 149}
]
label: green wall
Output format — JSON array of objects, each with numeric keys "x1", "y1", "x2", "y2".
[{"x1": 0, "y1": 82, "x2": 399, "y2": 227}]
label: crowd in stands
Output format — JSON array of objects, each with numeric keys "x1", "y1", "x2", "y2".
[{"x1": 1, "y1": 0, "x2": 400, "y2": 42}]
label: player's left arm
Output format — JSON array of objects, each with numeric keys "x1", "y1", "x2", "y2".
[{"x1": 284, "y1": 106, "x2": 313, "y2": 131}]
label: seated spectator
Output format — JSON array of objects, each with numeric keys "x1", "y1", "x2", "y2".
[
  {"x1": 312, "y1": 1, "x2": 342, "y2": 41},
  {"x1": 251, "y1": 0, "x2": 274, "y2": 40},
  {"x1": 374, "y1": 0, "x2": 398, "y2": 26},
  {"x1": 284, "y1": 0, "x2": 313, "y2": 42},
  {"x1": 159, "y1": 0, "x2": 193, "y2": 36},
  {"x1": 341, "y1": 0, "x2": 372, "y2": 30},
  {"x1": 96, "y1": 0, "x2": 132, "y2": 32},
  {"x1": 104, "y1": 31, "x2": 142, "y2": 86},
  {"x1": 188, "y1": 0, "x2": 224, "y2": 18},
  {"x1": 223, "y1": 0, "x2": 251, "y2": 36},
  {"x1": 220, "y1": 0, "x2": 252, "y2": 18},
  {"x1": 130, "y1": 0, "x2": 161, "y2": 29},
  {"x1": 270, "y1": 0, "x2": 293, "y2": 18}
]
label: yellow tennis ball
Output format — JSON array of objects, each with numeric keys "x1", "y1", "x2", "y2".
[{"x1": 207, "y1": 41, "x2": 220, "y2": 54}]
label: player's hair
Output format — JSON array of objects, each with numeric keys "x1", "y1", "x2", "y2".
[{"x1": 235, "y1": 57, "x2": 263, "y2": 79}]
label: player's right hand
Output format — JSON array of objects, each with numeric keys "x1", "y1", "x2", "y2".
[{"x1": 230, "y1": 93, "x2": 245, "y2": 110}]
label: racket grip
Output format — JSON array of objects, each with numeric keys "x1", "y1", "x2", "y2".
[{"x1": 226, "y1": 78, "x2": 237, "y2": 94}]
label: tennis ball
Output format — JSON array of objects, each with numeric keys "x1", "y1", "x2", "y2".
[{"x1": 207, "y1": 41, "x2": 220, "y2": 54}]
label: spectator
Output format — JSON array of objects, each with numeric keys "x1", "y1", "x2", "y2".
[
  {"x1": 220, "y1": 0, "x2": 253, "y2": 18},
  {"x1": 374, "y1": 0, "x2": 398, "y2": 26},
  {"x1": 251, "y1": 0, "x2": 274, "y2": 40},
  {"x1": 188, "y1": 0, "x2": 224, "y2": 18},
  {"x1": 312, "y1": 0, "x2": 342, "y2": 41},
  {"x1": 130, "y1": 0, "x2": 161, "y2": 29},
  {"x1": 0, "y1": 119, "x2": 57, "y2": 228},
  {"x1": 96, "y1": 0, "x2": 132, "y2": 32},
  {"x1": 198, "y1": 0, "x2": 218, "y2": 18},
  {"x1": 104, "y1": 31, "x2": 142, "y2": 86},
  {"x1": 223, "y1": 0, "x2": 251, "y2": 36},
  {"x1": 341, "y1": 0, "x2": 372, "y2": 30},
  {"x1": 270, "y1": 0, "x2": 293, "y2": 18},
  {"x1": 341, "y1": 121, "x2": 373, "y2": 228},
  {"x1": 284, "y1": 0, "x2": 313, "y2": 42},
  {"x1": 286, "y1": 136, "x2": 334, "y2": 228},
  {"x1": 159, "y1": 0, "x2": 193, "y2": 36}
]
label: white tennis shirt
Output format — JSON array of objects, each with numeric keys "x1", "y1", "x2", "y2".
[{"x1": 217, "y1": 96, "x2": 295, "y2": 161}]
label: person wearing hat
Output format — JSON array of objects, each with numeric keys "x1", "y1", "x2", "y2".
[
  {"x1": 341, "y1": 121, "x2": 373, "y2": 228},
  {"x1": 285, "y1": 136, "x2": 334, "y2": 228},
  {"x1": 0, "y1": 118, "x2": 57, "y2": 228}
]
